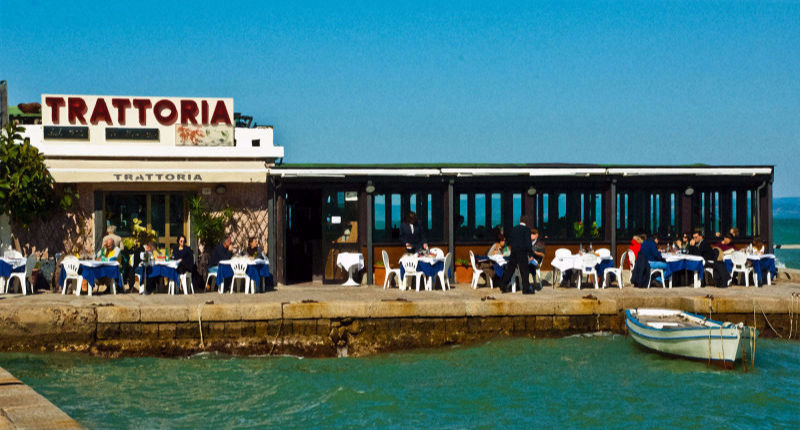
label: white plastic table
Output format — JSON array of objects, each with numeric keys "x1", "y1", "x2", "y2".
[{"x1": 336, "y1": 252, "x2": 364, "y2": 286}]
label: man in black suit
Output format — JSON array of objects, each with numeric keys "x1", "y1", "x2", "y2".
[
  {"x1": 688, "y1": 229, "x2": 730, "y2": 287},
  {"x1": 399, "y1": 212, "x2": 427, "y2": 253},
  {"x1": 498, "y1": 216, "x2": 535, "y2": 294}
]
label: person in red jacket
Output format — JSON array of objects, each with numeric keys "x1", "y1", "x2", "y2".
[{"x1": 629, "y1": 235, "x2": 644, "y2": 261}]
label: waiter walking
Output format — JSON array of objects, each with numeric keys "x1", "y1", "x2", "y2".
[{"x1": 498, "y1": 216, "x2": 535, "y2": 294}]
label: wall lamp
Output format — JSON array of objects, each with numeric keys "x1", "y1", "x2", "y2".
[
  {"x1": 215, "y1": 184, "x2": 227, "y2": 194},
  {"x1": 684, "y1": 186, "x2": 694, "y2": 196},
  {"x1": 527, "y1": 186, "x2": 537, "y2": 196},
  {"x1": 365, "y1": 181, "x2": 375, "y2": 194}
]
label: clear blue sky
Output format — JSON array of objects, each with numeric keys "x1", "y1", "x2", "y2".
[{"x1": 2, "y1": 0, "x2": 798, "y2": 195}]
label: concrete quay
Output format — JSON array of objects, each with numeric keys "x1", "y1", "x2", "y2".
[
  {"x1": 1, "y1": 272, "x2": 800, "y2": 358},
  {"x1": 0, "y1": 367, "x2": 82, "y2": 429}
]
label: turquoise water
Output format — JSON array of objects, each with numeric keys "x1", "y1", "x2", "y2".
[
  {"x1": 1, "y1": 336, "x2": 799, "y2": 429},
  {"x1": 774, "y1": 218, "x2": 800, "y2": 269}
]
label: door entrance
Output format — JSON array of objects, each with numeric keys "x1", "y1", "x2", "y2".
[{"x1": 285, "y1": 189, "x2": 322, "y2": 283}]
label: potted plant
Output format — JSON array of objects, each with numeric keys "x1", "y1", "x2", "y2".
[
  {"x1": 454, "y1": 258, "x2": 473, "y2": 284},
  {"x1": 373, "y1": 259, "x2": 386, "y2": 286}
]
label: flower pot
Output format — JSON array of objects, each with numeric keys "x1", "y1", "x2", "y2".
[
  {"x1": 373, "y1": 266, "x2": 386, "y2": 286},
  {"x1": 455, "y1": 265, "x2": 473, "y2": 284}
]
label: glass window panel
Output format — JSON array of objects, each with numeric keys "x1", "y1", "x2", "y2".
[
  {"x1": 513, "y1": 193, "x2": 522, "y2": 226},
  {"x1": 595, "y1": 193, "x2": 602, "y2": 227},
  {"x1": 542, "y1": 193, "x2": 549, "y2": 224},
  {"x1": 391, "y1": 194, "x2": 401, "y2": 232},
  {"x1": 373, "y1": 194, "x2": 386, "y2": 241},
  {"x1": 558, "y1": 194, "x2": 566, "y2": 218},
  {"x1": 491, "y1": 193, "x2": 502, "y2": 228},
  {"x1": 105, "y1": 194, "x2": 147, "y2": 238},
  {"x1": 168, "y1": 194, "x2": 183, "y2": 239},
  {"x1": 151, "y1": 195, "x2": 166, "y2": 237},
  {"x1": 427, "y1": 194, "x2": 433, "y2": 230}
]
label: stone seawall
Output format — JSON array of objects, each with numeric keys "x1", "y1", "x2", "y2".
[
  {"x1": 0, "y1": 367, "x2": 83, "y2": 429},
  {"x1": 1, "y1": 293, "x2": 797, "y2": 358}
]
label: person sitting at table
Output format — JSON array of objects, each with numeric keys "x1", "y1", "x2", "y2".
[
  {"x1": 751, "y1": 238, "x2": 765, "y2": 255},
  {"x1": 528, "y1": 228, "x2": 546, "y2": 290},
  {"x1": 103, "y1": 225, "x2": 123, "y2": 250},
  {"x1": 172, "y1": 235, "x2": 203, "y2": 293},
  {"x1": 717, "y1": 233, "x2": 735, "y2": 255},
  {"x1": 730, "y1": 227, "x2": 740, "y2": 238},
  {"x1": 487, "y1": 232, "x2": 510, "y2": 257},
  {"x1": 629, "y1": 235, "x2": 644, "y2": 260},
  {"x1": 688, "y1": 229, "x2": 730, "y2": 287},
  {"x1": 674, "y1": 232, "x2": 690, "y2": 252},
  {"x1": 631, "y1": 234, "x2": 666, "y2": 288},
  {"x1": 208, "y1": 236, "x2": 234, "y2": 291},
  {"x1": 247, "y1": 237, "x2": 265, "y2": 259},
  {"x1": 95, "y1": 237, "x2": 119, "y2": 261},
  {"x1": 400, "y1": 211, "x2": 427, "y2": 254},
  {"x1": 133, "y1": 241, "x2": 158, "y2": 294}
]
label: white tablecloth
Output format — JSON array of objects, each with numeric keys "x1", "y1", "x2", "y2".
[
  {"x1": 661, "y1": 253, "x2": 705, "y2": 263},
  {"x1": 551, "y1": 254, "x2": 612, "y2": 272},
  {"x1": 337, "y1": 253, "x2": 364, "y2": 271},
  {"x1": 0, "y1": 257, "x2": 26, "y2": 269}
]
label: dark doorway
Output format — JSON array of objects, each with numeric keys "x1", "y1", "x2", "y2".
[{"x1": 285, "y1": 189, "x2": 322, "y2": 283}]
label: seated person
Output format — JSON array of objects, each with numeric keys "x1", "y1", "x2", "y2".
[
  {"x1": 730, "y1": 227, "x2": 740, "y2": 238},
  {"x1": 631, "y1": 234, "x2": 666, "y2": 287},
  {"x1": 246, "y1": 236, "x2": 266, "y2": 259},
  {"x1": 134, "y1": 241, "x2": 158, "y2": 294},
  {"x1": 172, "y1": 235, "x2": 203, "y2": 292},
  {"x1": 487, "y1": 232, "x2": 509, "y2": 257},
  {"x1": 208, "y1": 237, "x2": 234, "y2": 291},
  {"x1": 95, "y1": 237, "x2": 119, "y2": 261},
  {"x1": 717, "y1": 233, "x2": 735, "y2": 254},
  {"x1": 674, "y1": 232, "x2": 690, "y2": 251},
  {"x1": 688, "y1": 229, "x2": 730, "y2": 287},
  {"x1": 530, "y1": 228, "x2": 546, "y2": 267},
  {"x1": 629, "y1": 235, "x2": 644, "y2": 260},
  {"x1": 399, "y1": 211, "x2": 427, "y2": 254},
  {"x1": 751, "y1": 238, "x2": 765, "y2": 255}
]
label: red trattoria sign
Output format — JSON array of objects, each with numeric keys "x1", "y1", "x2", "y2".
[{"x1": 42, "y1": 95, "x2": 233, "y2": 127}]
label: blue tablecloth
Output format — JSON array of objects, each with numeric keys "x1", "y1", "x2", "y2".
[
  {"x1": 0, "y1": 259, "x2": 25, "y2": 278},
  {"x1": 399, "y1": 261, "x2": 449, "y2": 278},
  {"x1": 663, "y1": 258, "x2": 705, "y2": 282},
  {"x1": 149, "y1": 264, "x2": 180, "y2": 285},
  {"x1": 217, "y1": 262, "x2": 272, "y2": 290},
  {"x1": 61, "y1": 263, "x2": 122, "y2": 289},
  {"x1": 724, "y1": 256, "x2": 777, "y2": 284}
]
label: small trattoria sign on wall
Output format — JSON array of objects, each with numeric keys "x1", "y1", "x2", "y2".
[
  {"x1": 112, "y1": 173, "x2": 204, "y2": 182},
  {"x1": 41, "y1": 94, "x2": 234, "y2": 146}
]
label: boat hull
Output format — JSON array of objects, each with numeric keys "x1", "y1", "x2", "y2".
[{"x1": 626, "y1": 309, "x2": 747, "y2": 366}]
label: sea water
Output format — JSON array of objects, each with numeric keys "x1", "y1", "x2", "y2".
[
  {"x1": 775, "y1": 218, "x2": 800, "y2": 270},
  {"x1": 1, "y1": 336, "x2": 798, "y2": 429}
]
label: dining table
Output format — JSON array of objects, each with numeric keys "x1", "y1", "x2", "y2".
[
  {"x1": 0, "y1": 257, "x2": 26, "y2": 293},
  {"x1": 723, "y1": 253, "x2": 777, "y2": 285},
  {"x1": 216, "y1": 258, "x2": 272, "y2": 292},
  {"x1": 660, "y1": 253, "x2": 706, "y2": 288},
  {"x1": 336, "y1": 252, "x2": 364, "y2": 286},
  {"x1": 551, "y1": 253, "x2": 614, "y2": 284},
  {"x1": 61, "y1": 260, "x2": 123, "y2": 296}
]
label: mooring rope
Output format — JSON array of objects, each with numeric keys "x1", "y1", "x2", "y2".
[
  {"x1": 197, "y1": 302, "x2": 206, "y2": 349},
  {"x1": 756, "y1": 300, "x2": 783, "y2": 339},
  {"x1": 268, "y1": 302, "x2": 287, "y2": 356}
]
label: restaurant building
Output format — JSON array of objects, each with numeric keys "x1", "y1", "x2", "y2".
[
  {"x1": 14, "y1": 94, "x2": 282, "y2": 260},
  {"x1": 11, "y1": 93, "x2": 774, "y2": 286}
]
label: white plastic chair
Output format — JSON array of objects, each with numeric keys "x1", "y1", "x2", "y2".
[
  {"x1": 647, "y1": 264, "x2": 666, "y2": 289},
  {"x1": 60, "y1": 257, "x2": 82, "y2": 295},
  {"x1": 432, "y1": 252, "x2": 452, "y2": 292},
  {"x1": 551, "y1": 248, "x2": 572, "y2": 287},
  {"x1": 2, "y1": 260, "x2": 28, "y2": 295},
  {"x1": 206, "y1": 267, "x2": 218, "y2": 292},
  {"x1": 469, "y1": 250, "x2": 493, "y2": 289},
  {"x1": 595, "y1": 248, "x2": 611, "y2": 259},
  {"x1": 729, "y1": 251, "x2": 756, "y2": 287},
  {"x1": 400, "y1": 255, "x2": 426, "y2": 292},
  {"x1": 227, "y1": 259, "x2": 253, "y2": 294},
  {"x1": 578, "y1": 253, "x2": 599, "y2": 290},
  {"x1": 603, "y1": 250, "x2": 633, "y2": 289},
  {"x1": 429, "y1": 248, "x2": 445, "y2": 259},
  {"x1": 382, "y1": 250, "x2": 402, "y2": 290}
]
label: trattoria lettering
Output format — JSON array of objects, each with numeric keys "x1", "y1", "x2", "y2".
[
  {"x1": 113, "y1": 173, "x2": 204, "y2": 182},
  {"x1": 45, "y1": 96, "x2": 232, "y2": 127}
]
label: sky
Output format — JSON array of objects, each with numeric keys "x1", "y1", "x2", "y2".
[{"x1": 2, "y1": 0, "x2": 798, "y2": 196}]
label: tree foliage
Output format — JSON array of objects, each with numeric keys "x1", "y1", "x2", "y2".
[
  {"x1": 0, "y1": 122, "x2": 72, "y2": 225},
  {"x1": 189, "y1": 196, "x2": 233, "y2": 252}
]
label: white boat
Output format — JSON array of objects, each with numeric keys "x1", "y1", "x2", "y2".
[{"x1": 626, "y1": 308, "x2": 756, "y2": 368}]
